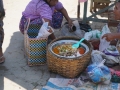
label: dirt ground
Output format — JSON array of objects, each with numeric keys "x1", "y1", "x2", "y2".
[{"x1": 1, "y1": 0, "x2": 117, "y2": 90}]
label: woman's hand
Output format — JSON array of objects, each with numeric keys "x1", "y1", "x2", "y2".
[{"x1": 102, "y1": 33, "x2": 115, "y2": 42}]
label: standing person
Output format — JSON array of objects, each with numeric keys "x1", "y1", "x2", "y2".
[
  {"x1": 19, "y1": 0, "x2": 73, "y2": 40},
  {"x1": 0, "y1": 0, "x2": 5, "y2": 63}
]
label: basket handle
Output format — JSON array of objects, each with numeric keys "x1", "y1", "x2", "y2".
[{"x1": 24, "y1": 18, "x2": 30, "y2": 32}]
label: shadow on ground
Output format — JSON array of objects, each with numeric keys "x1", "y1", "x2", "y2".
[{"x1": 0, "y1": 31, "x2": 56, "y2": 90}]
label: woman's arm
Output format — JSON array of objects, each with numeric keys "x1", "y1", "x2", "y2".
[
  {"x1": 59, "y1": 8, "x2": 73, "y2": 27},
  {"x1": 102, "y1": 33, "x2": 120, "y2": 41}
]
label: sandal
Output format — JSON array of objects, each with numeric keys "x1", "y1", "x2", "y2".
[{"x1": 0, "y1": 56, "x2": 5, "y2": 64}]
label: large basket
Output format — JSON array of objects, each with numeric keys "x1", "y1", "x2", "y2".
[{"x1": 47, "y1": 36, "x2": 92, "y2": 78}]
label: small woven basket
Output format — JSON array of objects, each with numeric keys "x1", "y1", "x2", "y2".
[{"x1": 47, "y1": 36, "x2": 92, "y2": 78}]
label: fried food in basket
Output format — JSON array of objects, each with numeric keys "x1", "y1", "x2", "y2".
[{"x1": 52, "y1": 44, "x2": 86, "y2": 57}]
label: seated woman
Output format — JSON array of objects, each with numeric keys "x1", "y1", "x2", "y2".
[
  {"x1": 19, "y1": 0, "x2": 73, "y2": 40},
  {"x1": 90, "y1": 0, "x2": 120, "y2": 49},
  {"x1": 90, "y1": 1, "x2": 120, "y2": 81},
  {"x1": 102, "y1": 0, "x2": 120, "y2": 41}
]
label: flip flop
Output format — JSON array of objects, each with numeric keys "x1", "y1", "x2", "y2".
[{"x1": 0, "y1": 56, "x2": 5, "y2": 64}]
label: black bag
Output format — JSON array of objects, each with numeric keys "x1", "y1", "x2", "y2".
[{"x1": 79, "y1": 23, "x2": 92, "y2": 32}]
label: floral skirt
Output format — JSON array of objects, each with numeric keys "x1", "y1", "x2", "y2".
[{"x1": 19, "y1": 12, "x2": 63, "y2": 34}]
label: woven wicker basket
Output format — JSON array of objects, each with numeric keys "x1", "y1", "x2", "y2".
[{"x1": 47, "y1": 36, "x2": 92, "y2": 78}]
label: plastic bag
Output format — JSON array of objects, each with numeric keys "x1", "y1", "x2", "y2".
[
  {"x1": 60, "y1": 20, "x2": 85, "y2": 38},
  {"x1": 99, "y1": 24, "x2": 110, "y2": 52},
  {"x1": 87, "y1": 59, "x2": 111, "y2": 84},
  {"x1": 84, "y1": 30, "x2": 101, "y2": 40},
  {"x1": 73, "y1": 20, "x2": 85, "y2": 38},
  {"x1": 91, "y1": 50, "x2": 120, "y2": 68},
  {"x1": 91, "y1": 53, "x2": 103, "y2": 65},
  {"x1": 36, "y1": 19, "x2": 54, "y2": 38},
  {"x1": 104, "y1": 55, "x2": 120, "y2": 68}
]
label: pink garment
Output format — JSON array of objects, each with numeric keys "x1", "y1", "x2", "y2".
[
  {"x1": 79, "y1": 0, "x2": 87, "y2": 2},
  {"x1": 110, "y1": 68, "x2": 120, "y2": 77},
  {"x1": 22, "y1": 0, "x2": 63, "y2": 21}
]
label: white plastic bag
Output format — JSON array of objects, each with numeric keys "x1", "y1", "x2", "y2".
[
  {"x1": 36, "y1": 19, "x2": 54, "y2": 38},
  {"x1": 61, "y1": 20, "x2": 85, "y2": 38},
  {"x1": 99, "y1": 24, "x2": 110, "y2": 52},
  {"x1": 84, "y1": 30, "x2": 101, "y2": 40}
]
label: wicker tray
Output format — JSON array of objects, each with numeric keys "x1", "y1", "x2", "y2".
[{"x1": 47, "y1": 36, "x2": 93, "y2": 78}]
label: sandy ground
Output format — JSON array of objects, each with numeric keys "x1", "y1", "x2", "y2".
[{"x1": 0, "y1": 0, "x2": 117, "y2": 90}]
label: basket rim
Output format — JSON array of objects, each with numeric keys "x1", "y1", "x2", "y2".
[{"x1": 47, "y1": 36, "x2": 93, "y2": 59}]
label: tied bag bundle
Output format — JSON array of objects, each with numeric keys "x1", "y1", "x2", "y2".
[{"x1": 24, "y1": 18, "x2": 53, "y2": 66}]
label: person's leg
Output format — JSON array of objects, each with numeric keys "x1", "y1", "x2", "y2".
[{"x1": 0, "y1": 17, "x2": 5, "y2": 63}]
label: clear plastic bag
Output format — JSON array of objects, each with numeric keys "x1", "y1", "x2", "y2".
[{"x1": 91, "y1": 53, "x2": 103, "y2": 65}]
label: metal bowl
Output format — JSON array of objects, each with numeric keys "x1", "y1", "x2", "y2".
[{"x1": 50, "y1": 40, "x2": 89, "y2": 58}]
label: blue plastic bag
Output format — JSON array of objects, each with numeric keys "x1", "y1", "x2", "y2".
[{"x1": 87, "y1": 60, "x2": 111, "y2": 84}]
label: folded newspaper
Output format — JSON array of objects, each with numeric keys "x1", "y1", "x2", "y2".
[
  {"x1": 42, "y1": 78, "x2": 79, "y2": 90},
  {"x1": 42, "y1": 74, "x2": 120, "y2": 90}
]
